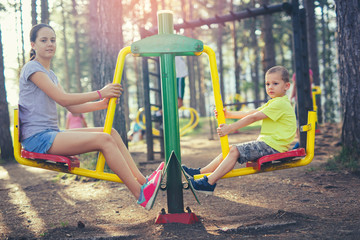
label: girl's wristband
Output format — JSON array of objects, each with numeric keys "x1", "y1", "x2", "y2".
[{"x1": 96, "y1": 90, "x2": 103, "y2": 100}]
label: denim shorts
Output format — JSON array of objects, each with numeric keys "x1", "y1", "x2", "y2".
[
  {"x1": 235, "y1": 141, "x2": 279, "y2": 164},
  {"x1": 22, "y1": 129, "x2": 60, "y2": 154}
]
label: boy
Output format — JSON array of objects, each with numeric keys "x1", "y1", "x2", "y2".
[{"x1": 183, "y1": 66, "x2": 296, "y2": 194}]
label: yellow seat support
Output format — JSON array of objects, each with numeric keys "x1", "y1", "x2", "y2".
[{"x1": 13, "y1": 46, "x2": 132, "y2": 183}]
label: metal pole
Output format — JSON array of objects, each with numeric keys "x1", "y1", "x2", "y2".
[
  {"x1": 158, "y1": 11, "x2": 184, "y2": 213},
  {"x1": 291, "y1": 0, "x2": 311, "y2": 148}
]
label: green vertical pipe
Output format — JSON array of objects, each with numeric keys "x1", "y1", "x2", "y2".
[
  {"x1": 158, "y1": 10, "x2": 184, "y2": 213},
  {"x1": 158, "y1": 10, "x2": 174, "y2": 35}
]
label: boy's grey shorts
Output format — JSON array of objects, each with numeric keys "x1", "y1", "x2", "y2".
[{"x1": 235, "y1": 141, "x2": 279, "y2": 164}]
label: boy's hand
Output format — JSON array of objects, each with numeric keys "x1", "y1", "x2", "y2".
[
  {"x1": 214, "y1": 108, "x2": 227, "y2": 118},
  {"x1": 217, "y1": 123, "x2": 233, "y2": 137}
]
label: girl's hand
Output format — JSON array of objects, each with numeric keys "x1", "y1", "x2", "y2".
[
  {"x1": 98, "y1": 98, "x2": 110, "y2": 109},
  {"x1": 99, "y1": 83, "x2": 123, "y2": 99},
  {"x1": 217, "y1": 123, "x2": 233, "y2": 137}
]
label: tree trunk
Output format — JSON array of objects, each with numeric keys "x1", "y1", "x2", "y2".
[
  {"x1": 41, "y1": 0, "x2": 49, "y2": 24},
  {"x1": 261, "y1": 0, "x2": 275, "y2": 102},
  {"x1": 216, "y1": 1, "x2": 225, "y2": 103},
  {"x1": 19, "y1": 0, "x2": 25, "y2": 66},
  {"x1": 304, "y1": 0, "x2": 322, "y2": 123},
  {"x1": 89, "y1": 0, "x2": 103, "y2": 127},
  {"x1": 0, "y1": 28, "x2": 14, "y2": 160},
  {"x1": 72, "y1": 0, "x2": 82, "y2": 93},
  {"x1": 187, "y1": 0, "x2": 204, "y2": 115},
  {"x1": 231, "y1": 0, "x2": 241, "y2": 110},
  {"x1": 60, "y1": 0, "x2": 70, "y2": 92},
  {"x1": 320, "y1": 0, "x2": 336, "y2": 123},
  {"x1": 196, "y1": 57, "x2": 206, "y2": 117},
  {"x1": 60, "y1": 0, "x2": 71, "y2": 125},
  {"x1": 181, "y1": 0, "x2": 197, "y2": 111},
  {"x1": 335, "y1": 0, "x2": 360, "y2": 155},
  {"x1": 90, "y1": 0, "x2": 128, "y2": 145},
  {"x1": 149, "y1": 0, "x2": 161, "y2": 111},
  {"x1": 250, "y1": 4, "x2": 260, "y2": 107},
  {"x1": 261, "y1": 0, "x2": 276, "y2": 72},
  {"x1": 31, "y1": 0, "x2": 37, "y2": 26}
]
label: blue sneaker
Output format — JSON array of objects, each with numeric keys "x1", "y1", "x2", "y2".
[
  {"x1": 190, "y1": 175, "x2": 216, "y2": 195},
  {"x1": 292, "y1": 142, "x2": 300, "y2": 149},
  {"x1": 181, "y1": 164, "x2": 201, "y2": 178}
]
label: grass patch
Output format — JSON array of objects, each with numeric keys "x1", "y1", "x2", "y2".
[
  {"x1": 179, "y1": 116, "x2": 206, "y2": 136},
  {"x1": 326, "y1": 147, "x2": 360, "y2": 172},
  {"x1": 306, "y1": 166, "x2": 320, "y2": 172}
]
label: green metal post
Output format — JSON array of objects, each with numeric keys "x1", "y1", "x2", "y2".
[{"x1": 158, "y1": 11, "x2": 184, "y2": 213}]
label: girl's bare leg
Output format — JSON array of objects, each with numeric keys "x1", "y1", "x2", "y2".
[
  {"x1": 67, "y1": 127, "x2": 146, "y2": 184},
  {"x1": 47, "y1": 130, "x2": 142, "y2": 199},
  {"x1": 206, "y1": 146, "x2": 240, "y2": 185},
  {"x1": 108, "y1": 128, "x2": 146, "y2": 184}
]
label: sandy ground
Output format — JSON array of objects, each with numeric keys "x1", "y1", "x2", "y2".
[{"x1": 1, "y1": 122, "x2": 360, "y2": 239}]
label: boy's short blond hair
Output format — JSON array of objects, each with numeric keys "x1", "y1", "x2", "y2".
[{"x1": 266, "y1": 66, "x2": 290, "y2": 83}]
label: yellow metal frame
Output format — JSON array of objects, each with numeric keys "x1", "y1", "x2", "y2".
[
  {"x1": 135, "y1": 106, "x2": 161, "y2": 136},
  {"x1": 201, "y1": 46, "x2": 230, "y2": 157},
  {"x1": 193, "y1": 45, "x2": 316, "y2": 180},
  {"x1": 179, "y1": 106, "x2": 200, "y2": 137},
  {"x1": 312, "y1": 86, "x2": 321, "y2": 124},
  {"x1": 13, "y1": 44, "x2": 317, "y2": 182},
  {"x1": 13, "y1": 46, "x2": 132, "y2": 183}
]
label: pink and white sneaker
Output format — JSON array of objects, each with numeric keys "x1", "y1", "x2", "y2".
[
  {"x1": 146, "y1": 162, "x2": 165, "y2": 183},
  {"x1": 137, "y1": 170, "x2": 162, "y2": 210}
]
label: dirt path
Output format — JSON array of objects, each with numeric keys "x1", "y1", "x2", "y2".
[{"x1": 1, "y1": 123, "x2": 359, "y2": 239}]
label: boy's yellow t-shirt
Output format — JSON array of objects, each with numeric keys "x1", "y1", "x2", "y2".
[{"x1": 257, "y1": 95, "x2": 296, "y2": 152}]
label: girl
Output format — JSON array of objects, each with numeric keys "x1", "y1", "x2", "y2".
[{"x1": 19, "y1": 23, "x2": 162, "y2": 210}]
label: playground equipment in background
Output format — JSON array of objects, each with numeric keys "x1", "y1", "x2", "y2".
[
  {"x1": 135, "y1": 106, "x2": 199, "y2": 137},
  {"x1": 226, "y1": 93, "x2": 246, "y2": 111},
  {"x1": 312, "y1": 86, "x2": 322, "y2": 133}
]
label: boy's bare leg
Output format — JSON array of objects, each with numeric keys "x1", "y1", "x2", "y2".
[
  {"x1": 206, "y1": 147, "x2": 240, "y2": 185},
  {"x1": 200, "y1": 153, "x2": 224, "y2": 174},
  {"x1": 200, "y1": 146, "x2": 237, "y2": 174}
]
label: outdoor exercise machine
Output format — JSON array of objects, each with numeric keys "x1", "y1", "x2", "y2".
[
  {"x1": 13, "y1": 0, "x2": 315, "y2": 225},
  {"x1": 141, "y1": 0, "x2": 313, "y2": 161}
]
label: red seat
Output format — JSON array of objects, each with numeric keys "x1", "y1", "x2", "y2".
[
  {"x1": 21, "y1": 149, "x2": 80, "y2": 171},
  {"x1": 246, "y1": 148, "x2": 306, "y2": 170}
]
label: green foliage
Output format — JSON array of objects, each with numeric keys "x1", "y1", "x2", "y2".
[
  {"x1": 326, "y1": 147, "x2": 360, "y2": 172},
  {"x1": 60, "y1": 221, "x2": 69, "y2": 227},
  {"x1": 39, "y1": 232, "x2": 48, "y2": 237},
  {"x1": 0, "y1": 3, "x2": 5, "y2": 12}
]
